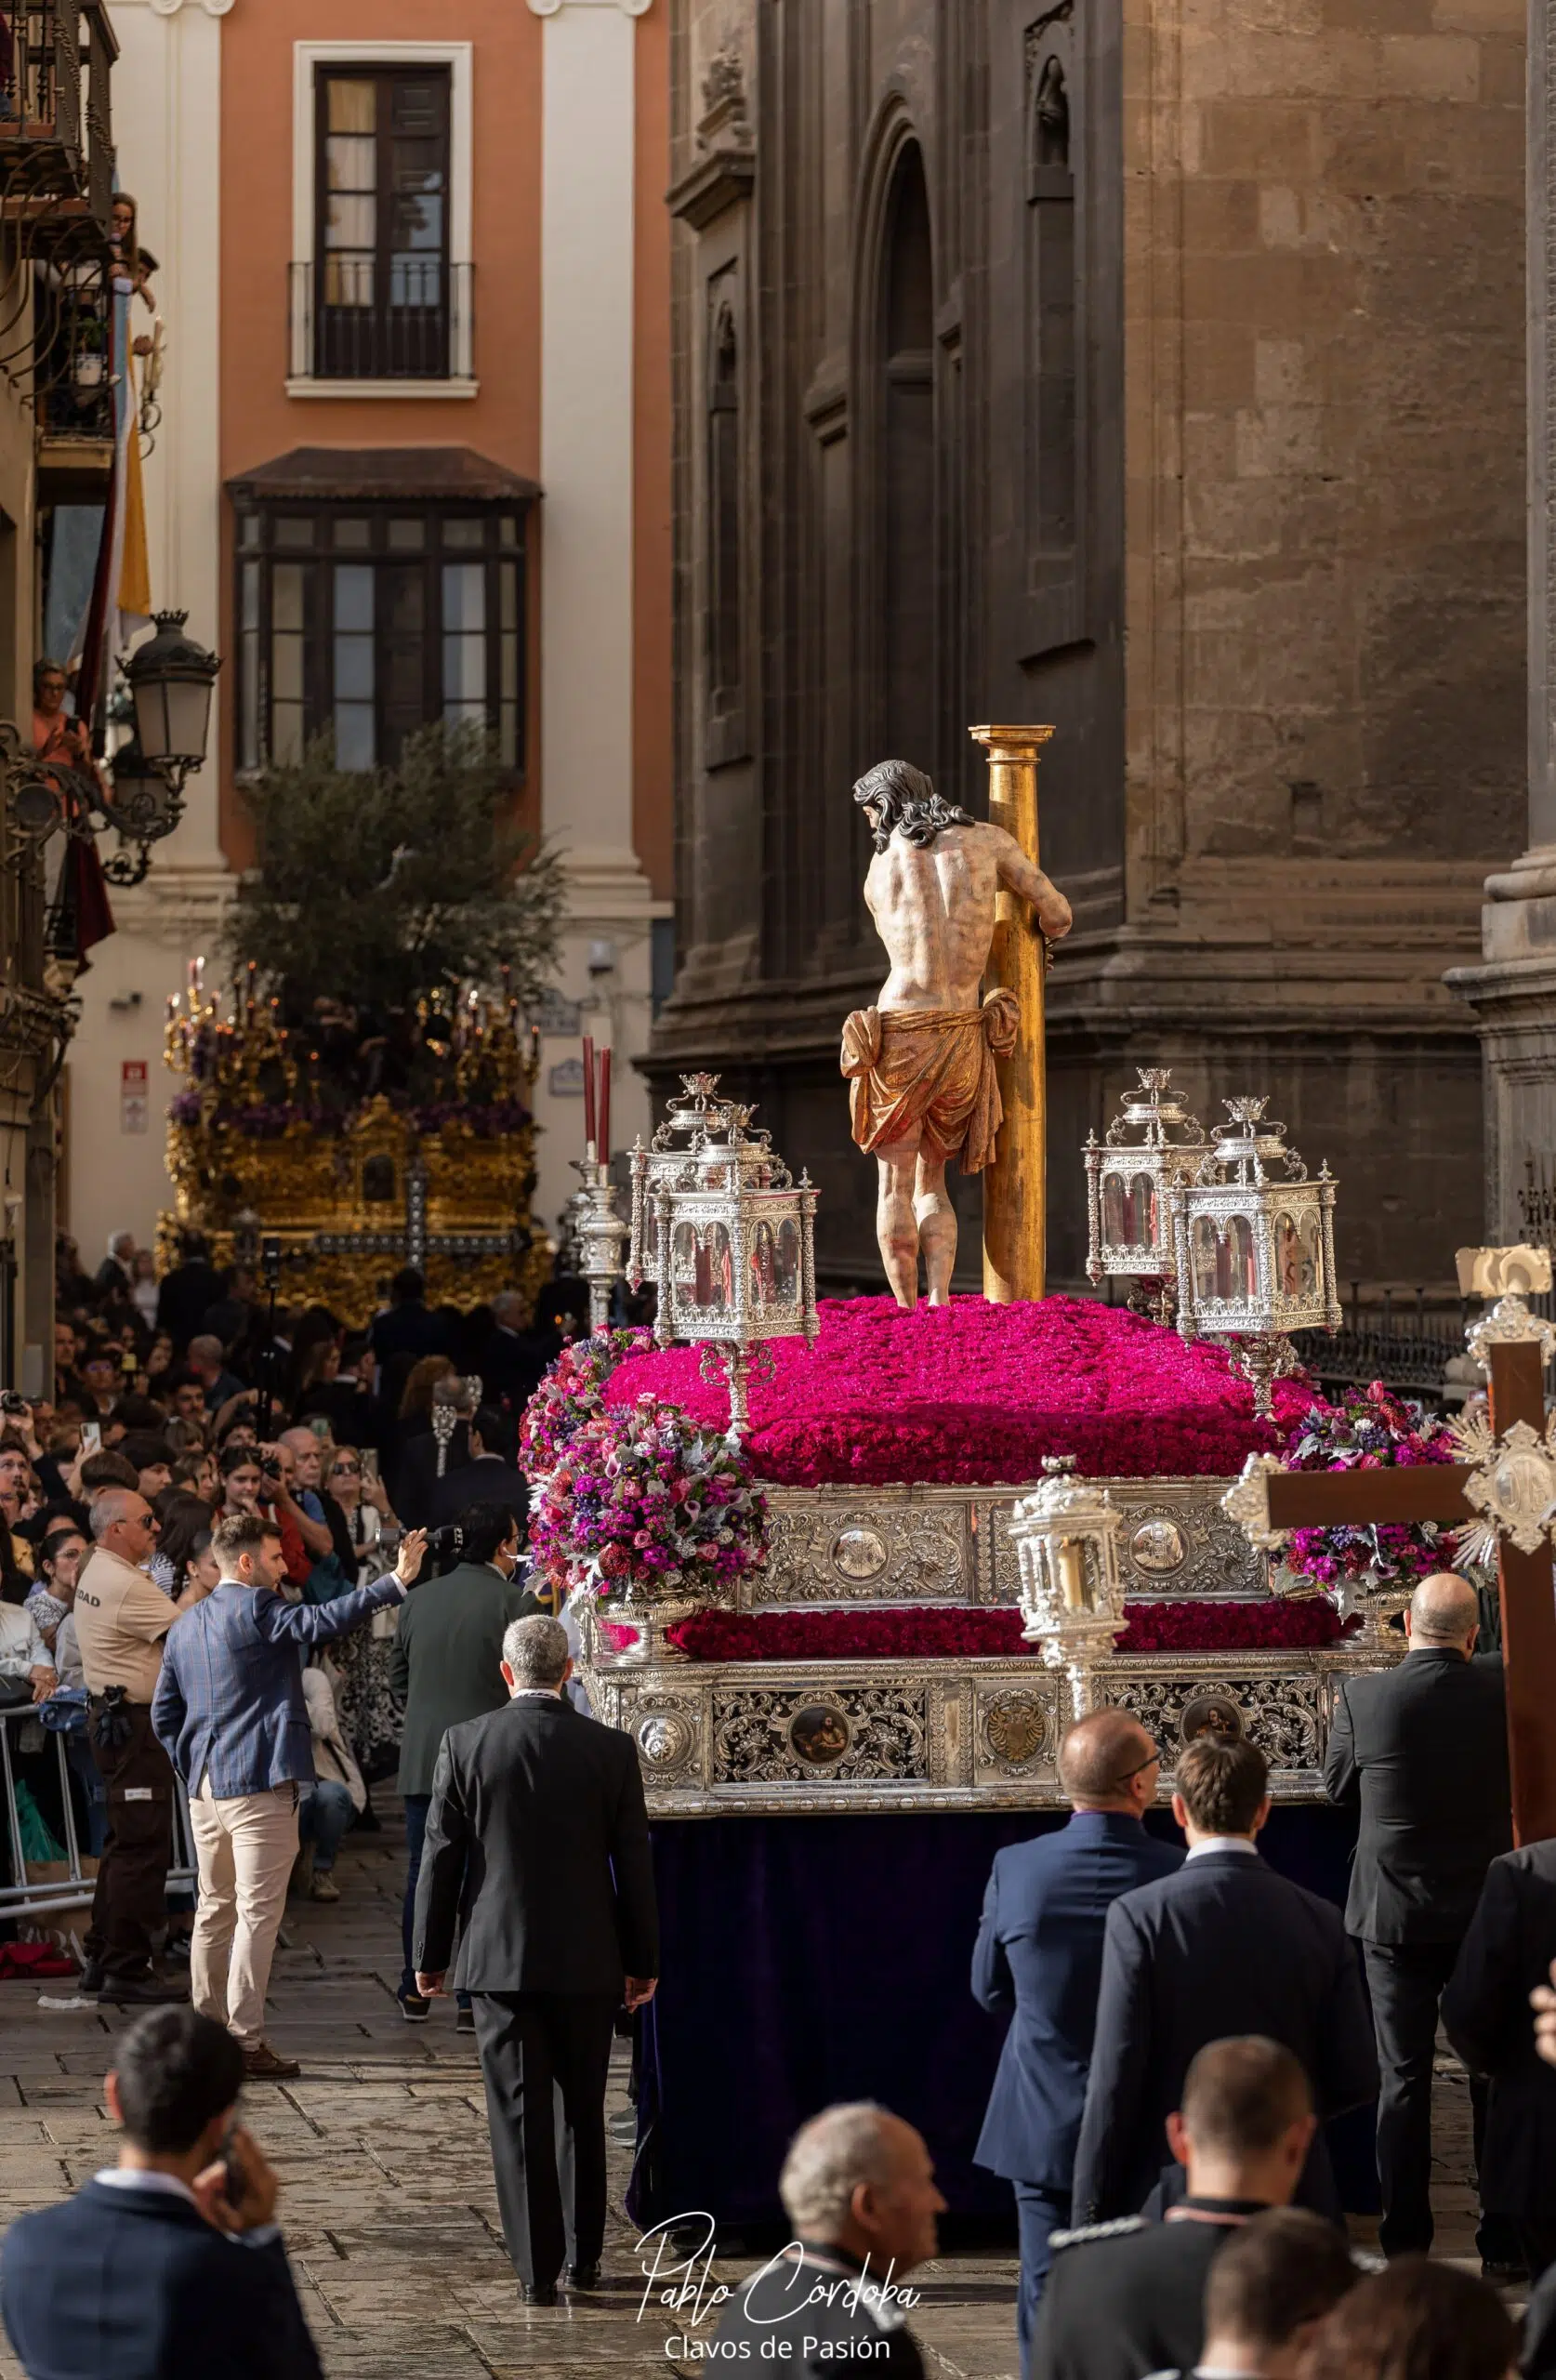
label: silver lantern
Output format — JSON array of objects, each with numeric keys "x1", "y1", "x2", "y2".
[
  {"x1": 1009, "y1": 1455, "x2": 1128, "y2": 1721},
  {"x1": 627, "y1": 1073, "x2": 819, "y2": 1439},
  {"x1": 1168, "y1": 1097, "x2": 1340, "y2": 1417},
  {"x1": 1084, "y1": 1068, "x2": 1207, "y2": 1320}
]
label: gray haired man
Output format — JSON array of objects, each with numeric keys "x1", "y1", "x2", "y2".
[
  {"x1": 712, "y1": 2101, "x2": 943, "y2": 2373},
  {"x1": 414, "y1": 1615, "x2": 658, "y2": 2307}
]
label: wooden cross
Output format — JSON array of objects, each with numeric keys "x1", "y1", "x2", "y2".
[{"x1": 1227, "y1": 1304, "x2": 1556, "y2": 1845}]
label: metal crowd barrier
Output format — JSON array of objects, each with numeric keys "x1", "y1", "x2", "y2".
[{"x1": 0, "y1": 1699, "x2": 197, "y2": 1925}]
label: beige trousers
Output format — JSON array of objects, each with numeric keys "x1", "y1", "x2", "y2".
[{"x1": 189, "y1": 1777, "x2": 299, "y2": 2045}]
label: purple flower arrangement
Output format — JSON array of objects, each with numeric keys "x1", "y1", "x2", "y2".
[
  {"x1": 602, "y1": 1294, "x2": 1312, "y2": 1486},
  {"x1": 530, "y1": 1392, "x2": 768, "y2": 1608},
  {"x1": 519, "y1": 1329, "x2": 653, "y2": 1475},
  {"x1": 1279, "y1": 1381, "x2": 1457, "y2": 1592}
]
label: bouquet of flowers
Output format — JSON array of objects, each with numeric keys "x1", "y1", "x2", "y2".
[
  {"x1": 1279, "y1": 1381, "x2": 1457, "y2": 1593},
  {"x1": 518, "y1": 1328, "x2": 653, "y2": 1476},
  {"x1": 530, "y1": 1392, "x2": 768, "y2": 1608}
]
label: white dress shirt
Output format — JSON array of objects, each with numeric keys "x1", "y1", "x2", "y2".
[{"x1": 1185, "y1": 1836, "x2": 1259, "y2": 1861}]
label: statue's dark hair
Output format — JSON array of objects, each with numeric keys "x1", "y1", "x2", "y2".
[{"x1": 851, "y1": 759, "x2": 973, "y2": 853}]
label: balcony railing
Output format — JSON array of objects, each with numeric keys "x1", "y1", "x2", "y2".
[
  {"x1": 0, "y1": 2, "x2": 115, "y2": 246},
  {"x1": 288, "y1": 259, "x2": 473, "y2": 386}
]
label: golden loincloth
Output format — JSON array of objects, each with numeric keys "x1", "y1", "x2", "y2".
[{"x1": 839, "y1": 991, "x2": 1020, "y2": 1174}]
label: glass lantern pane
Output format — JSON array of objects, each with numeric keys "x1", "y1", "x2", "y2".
[
  {"x1": 776, "y1": 1219, "x2": 800, "y2": 1301},
  {"x1": 1130, "y1": 1172, "x2": 1157, "y2": 1248},
  {"x1": 1103, "y1": 1174, "x2": 1127, "y2": 1243},
  {"x1": 1229, "y1": 1215, "x2": 1257, "y2": 1299},
  {"x1": 1273, "y1": 1211, "x2": 1302, "y2": 1297},
  {"x1": 1299, "y1": 1211, "x2": 1324, "y2": 1298},
  {"x1": 1193, "y1": 1217, "x2": 1219, "y2": 1304},
  {"x1": 749, "y1": 1221, "x2": 778, "y2": 1307},
  {"x1": 702, "y1": 1224, "x2": 732, "y2": 1311},
  {"x1": 671, "y1": 1223, "x2": 699, "y2": 1312}
]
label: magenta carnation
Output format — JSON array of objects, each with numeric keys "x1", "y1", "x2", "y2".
[{"x1": 601, "y1": 1295, "x2": 1312, "y2": 1487}]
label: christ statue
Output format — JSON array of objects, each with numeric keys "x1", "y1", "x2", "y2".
[{"x1": 840, "y1": 758, "x2": 1073, "y2": 1307}]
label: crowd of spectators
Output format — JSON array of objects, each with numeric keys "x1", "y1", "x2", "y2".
[{"x1": 0, "y1": 1229, "x2": 592, "y2": 1915}]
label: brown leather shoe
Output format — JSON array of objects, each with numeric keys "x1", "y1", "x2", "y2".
[{"x1": 241, "y1": 2041, "x2": 301, "y2": 2081}]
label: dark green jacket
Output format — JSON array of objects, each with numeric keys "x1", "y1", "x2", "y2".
[{"x1": 390, "y1": 1562, "x2": 540, "y2": 1795}]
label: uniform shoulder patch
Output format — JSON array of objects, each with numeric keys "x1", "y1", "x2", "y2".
[{"x1": 1049, "y1": 2217, "x2": 1147, "y2": 2251}]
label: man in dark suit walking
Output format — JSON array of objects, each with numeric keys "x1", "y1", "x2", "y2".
[
  {"x1": 1442, "y1": 1839, "x2": 1556, "y2": 2280},
  {"x1": 1072, "y1": 1733, "x2": 1377, "y2": 2226},
  {"x1": 414, "y1": 1613, "x2": 657, "y2": 2306},
  {"x1": 0, "y1": 2005, "x2": 321, "y2": 2379},
  {"x1": 971, "y1": 1708, "x2": 1183, "y2": 2365},
  {"x1": 390, "y1": 1499, "x2": 538, "y2": 2023},
  {"x1": 1323, "y1": 1570, "x2": 1512, "y2": 2264}
]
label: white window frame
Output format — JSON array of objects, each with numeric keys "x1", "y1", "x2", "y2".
[{"x1": 288, "y1": 39, "x2": 476, "y2": 398}]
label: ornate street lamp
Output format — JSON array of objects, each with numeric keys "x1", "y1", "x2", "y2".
[
  {"x1": 124, "y1": 611, "x2": 221, "y2": 789},
  {"x1": 627, "y1": 1072, "x2": 819, "y2": 1440},
  {"x1": 1084, "y1": 1067, "x2": 1207, "y2": 1320},
  {"x1": 1009, "y1": 1455, "x2": 1128, "y2": 1720},
  {"x1": 1, "y1": 615, "x2": 220, "y2": 892},
  {"x1": 1167, "y1": 1097, "x2": 1340, "y2": 1416}
]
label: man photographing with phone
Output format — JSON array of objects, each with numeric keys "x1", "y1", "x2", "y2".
[{"x1": 0, "y1": 2006, "x2": 323, "y2": 2378}]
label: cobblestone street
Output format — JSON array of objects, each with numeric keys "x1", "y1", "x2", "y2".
[{"x1": 0, "y1": 1810, "x2": 1500, "y2": 2380}]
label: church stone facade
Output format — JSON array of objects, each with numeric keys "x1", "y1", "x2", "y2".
[{"x1": 647, "y1": 0, "x2": 1525, "y2": 1293}]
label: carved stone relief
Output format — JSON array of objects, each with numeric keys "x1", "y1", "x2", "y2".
[{"x1": 712, "y1": 1685, "x2": 930, "y2": 1784}]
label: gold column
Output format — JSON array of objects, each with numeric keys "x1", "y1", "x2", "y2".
[{"x1": 970, "y1": 722, "x2": 1056, "y2": 1303}]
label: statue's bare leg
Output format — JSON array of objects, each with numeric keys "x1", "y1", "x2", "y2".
[
  {"x1": 914, "y1": 1154, "x2": 956, "y2": 1305},
  {"x1": 875, "y1": 1138, "x2": 921, "y2": 1309}
]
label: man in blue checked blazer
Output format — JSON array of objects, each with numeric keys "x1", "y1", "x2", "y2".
[
  {"x1": 152, "y1": 1508, "x2": 423, "y2": 2079},
  {"x1": 971, "y1": 1708, "x2": 1183, "y2": 2373}
]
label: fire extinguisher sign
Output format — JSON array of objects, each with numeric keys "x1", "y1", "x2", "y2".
[{"x1": 120, "y1": 1061, "x2": 150, "y2": 1136}]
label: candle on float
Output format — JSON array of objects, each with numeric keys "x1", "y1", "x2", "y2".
[
  {"x1": 529, "y1": 1025, "x2": 541, "y2": 1072},
  {"x1": 1057, "y1": 1540, "x2": 1088, "y2": 1613},
  {"x1": 598, "y1": 1047, "x2": 612, "y2": 1160},
  {"x1": 582, "y1": 1035, "x2": 597, "y2": 1150}
]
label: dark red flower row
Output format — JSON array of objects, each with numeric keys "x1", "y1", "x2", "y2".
[{"x1": 653, "y1": 1598, "x2": 1354, "y2": 1664}]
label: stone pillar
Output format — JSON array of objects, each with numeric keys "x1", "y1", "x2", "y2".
[
  {"x1": 525, "y1": 0, "x2": 668, "y2": 1234},
  {"x1": 1446, "y1": 0, "x2": 1556, "y2": 1235}
]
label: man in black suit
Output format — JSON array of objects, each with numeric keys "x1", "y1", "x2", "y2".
[
  {"x1": 0, "y1": 2005, "x2": 321, "y2": 2379},
  {"x1": 1072, "y1": 1734, "x2": 1376, "y2": 2226},
  {"x1": 1443, "y1": 1840, "x2": 1556, "y2": 2280},
  {"x1": 368, "y1": 1266, "x2": 451, "y2": 1368},
  {"x1": 425, "y1": 1405, "x2": 530, "y2": 1536},
  {"x1": 1323, "y1": 1570, "x2": 1512, "y2": 2264},
  {"x1": 971, "y1": 1708, "x2": 1184, "y2": 2365},
  {"x1": 414, "y1": 1612, "x2": 657, "y2": 2305},
  {"x1": 1035, "y1": 2038, "x2": 1338, "y2": 2380}
]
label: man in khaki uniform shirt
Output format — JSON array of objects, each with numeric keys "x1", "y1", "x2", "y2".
[{"x1": 73, "y1": 1488, "x2": 210, "y2": 2002}]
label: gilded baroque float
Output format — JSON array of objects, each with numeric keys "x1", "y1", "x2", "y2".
[{"x1": 159, "y1": 962, "x2": 549, "y2": 1326}]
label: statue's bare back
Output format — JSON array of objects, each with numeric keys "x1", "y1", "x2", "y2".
[{"x1": 864, "y1": 821, "x2": 1071, "y2": 1012}]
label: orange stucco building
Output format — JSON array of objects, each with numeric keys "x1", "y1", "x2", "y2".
[{"x1": 73, "y1": 0, "x2": 673, "y2": 1251}]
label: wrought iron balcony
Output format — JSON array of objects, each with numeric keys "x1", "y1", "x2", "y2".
[
  {"x1": 0, "y1": 2, "x2": 116, "y2": 251},
  {"x1": 288, "y1": 258, "x2": 473, "y2": 387}
]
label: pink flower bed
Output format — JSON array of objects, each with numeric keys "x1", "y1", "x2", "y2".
[
  {"x1": 603, "y1": 1295, "x2": 1311, "y2": 1486},
  {"x1": 608, "y1": 1598, "x2": 1354, "y2": 1662}
]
